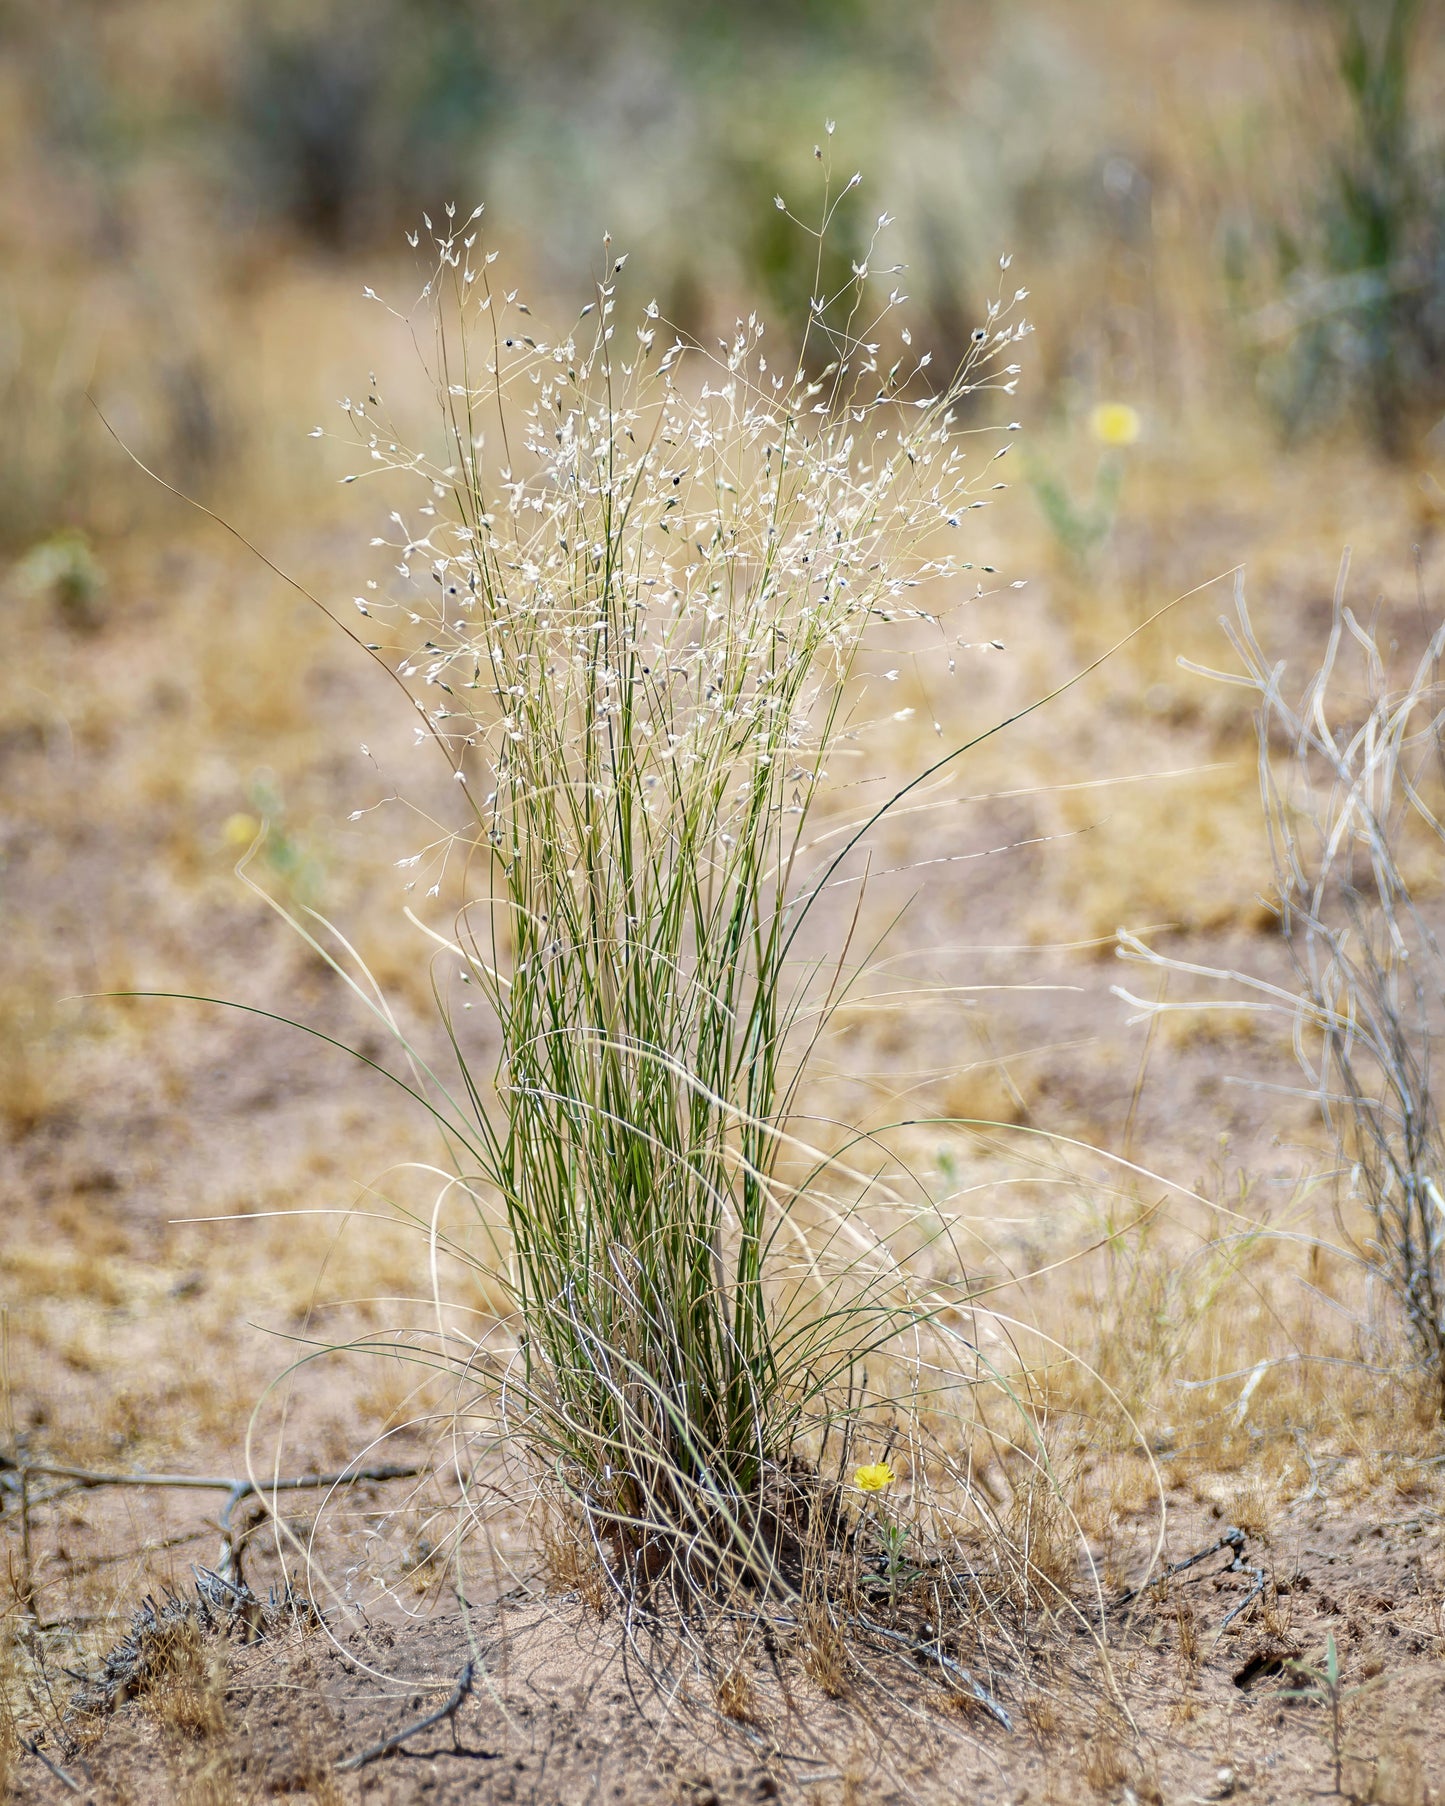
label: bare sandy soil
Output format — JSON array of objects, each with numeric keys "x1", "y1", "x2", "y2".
[{"x1": 10, "y1": 1478, "x2": 1445, "y2": 1804}]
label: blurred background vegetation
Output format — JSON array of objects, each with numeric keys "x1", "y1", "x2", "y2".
[{"x1": 3, "y1": 0, "x2": 1443, "y2": 562}]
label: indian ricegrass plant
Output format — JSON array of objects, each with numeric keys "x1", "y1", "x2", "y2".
[
  {"x1": 1116, "y1": 562, "x2": 1445, "y2": 1417},
  {"x1": 320, "y1": 179, "x2": 1034, "y2": 1612}
]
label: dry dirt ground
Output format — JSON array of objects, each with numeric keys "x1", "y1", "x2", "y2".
[
  {"x1": 9, "y1": 1481, "x2": 1445, "y2": 1805},
  {"x1": 6, "y1": 442, "x2": 1445, "y2": 1801}
]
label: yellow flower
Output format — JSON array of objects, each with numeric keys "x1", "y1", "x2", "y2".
[
  {"x1": 853, "y1": 1461, "x2": 895, "y2": 1493},
  {"x1": 222, "y1": 812, "x2": 262, "y2": 847},
  {"x1": 1088, "y1": 402, "x2": 1142, "y2": 448}
]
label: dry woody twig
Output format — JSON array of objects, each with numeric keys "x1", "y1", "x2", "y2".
[
  {"x1": 20, "y1": 1735, "x2": 86, "y2": 1797},
  {"x1": 337, "y1": 1659, "x2": 481, "y2": 1772},
  {"x1": 1, "y1": 1457, "x2": 425, "y2": 1607}
]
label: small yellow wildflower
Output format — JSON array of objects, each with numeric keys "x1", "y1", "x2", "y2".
[
  {"x1": 853, "y1": 1461, "x2": 895, "y2": 1493},
  {"x1": 222, "y1": 812, "x2": 261, "y2": 847},
  {"x1": 1088, "y1": 402, "x2": 1142, "y2": 448}
]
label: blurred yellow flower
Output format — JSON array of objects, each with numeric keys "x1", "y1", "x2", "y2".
[
  {"x1": 1088, "y1": 402, "x2": 1142, "y2": 447},
  {"x1": 853, "y1": 1461, "x2": 895, "y2": 1493},
  {"x1": 222, "y1": 812, "x2": 262, "y2": 847}
]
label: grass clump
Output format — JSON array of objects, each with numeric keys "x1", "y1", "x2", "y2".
[
  {"x1": 1118, "y1": 564, "x2": 1445, "y2": 1419},
  {"x1": 310, "y1": 174, "x2": 1039, "y2": 1638}
]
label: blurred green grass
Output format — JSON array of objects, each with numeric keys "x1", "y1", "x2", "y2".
[{"x1": 2, "y1": 0, "x2": 1443, "y2": 566}]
